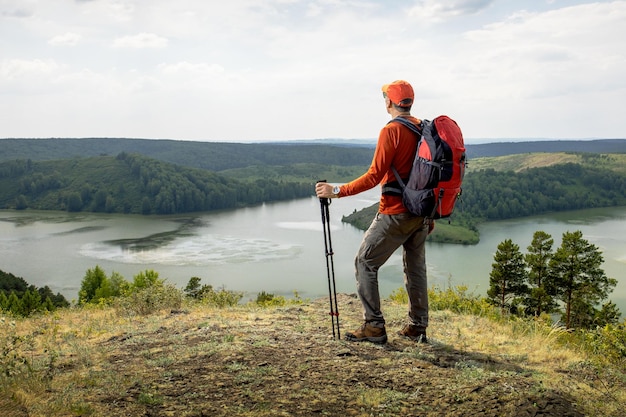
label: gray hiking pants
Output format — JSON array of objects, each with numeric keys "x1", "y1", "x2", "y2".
[{"x1": 355, "y1": 212, "x2": 429, "y2": 329}]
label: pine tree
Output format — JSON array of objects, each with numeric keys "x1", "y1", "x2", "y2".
[
  {"x1": 594, "y1": 301, "x2": 621, "y2": 327},
  {"x1": 525, "y1": 231, "x2": 557, "y2": 316},
  {"x1": 21, "y1": 289, "x2": 42, "y2": 316},
  {"x1": 42, "y1": 296, "x2": 55, "y2": 312},
  {"x1": 487, "y1": 239, "x2": 529, "y2": 313},
  {"x1": 7, "y1": 291, "x2": 22, "y2": 316},
  {"x1": 184, "y1": 277, "x2": 202, "y2": 299},
  {"x1": 549, "y1": 230, "x2": 617, "y2": 329},
  {"x1": 0, "y1": 291, "x2": 8, "y2": 311}
]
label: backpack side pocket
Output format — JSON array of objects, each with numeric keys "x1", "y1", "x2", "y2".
[{"x1": 402, "y1": 187, "x2": 435, "y2": 217}]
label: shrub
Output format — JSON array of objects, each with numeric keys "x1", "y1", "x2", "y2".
[
  {"x1": 184, "y1": 276, "x2": 214, "y2": 300},
  {"x1": 114, "y1": 284, "x2": 183, "y2": 316},
  {"x1": 114, "y1": 270, "x2": 181, "y2": 315},
  {"x1": 575, "y1": 323, "x2": 626, "y2": 363},
  {"x1": 389, "y1": 287, "x2": 408, "y2": 304},
  {"x1": 254, "y1": 290, "x2": 306, "y2": 307},
  {"x1": 131, "y1": 270, "x2": 163, "y2": 290},
  {"x1": 78, "y1": 266, "x2": 108, "y2": 304},
  {"x1": 200, "y1": 287, "x2": 243, "y2": 308},
  {"x1": 79, "y1": 267, "x2": 129, "y2": 305},
  {"x1": 389, "y1": 285, "x2": 497, "y2": 318},
  {"x1": 255, "y1": 291, "x2": 287, "y2": 307},
  {"x1": 429, "y1": 285, "x2": 496, "y2": 317}
]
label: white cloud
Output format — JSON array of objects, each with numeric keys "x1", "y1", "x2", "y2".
[
  {"x1": 458, "y1": 2, "x2": 626, "y2": 99},
  {"x1": 0, "y1": 58, "x2": 61, "y2": 80},
  {"x1": 156, "y1": 62, "x2": 228, "y2": 92},
  {"x1": 158, "y1": 62, "x2": 224, "y2": 77},
  {"x1": 409, "y1": 0, "x2": 495, "y2": 21},
  {"x1": 48, "y1": 32, "x2": 82, "y2": 46},
  {"x1": 77, "y1": 0, "x2": 135, "y2": 23},
  {"x1": 0, "y1": 0, "x2": 625, "y2": 141},
  {"x1": 112, "y1": 32, "x2": 169, "y2": 49}
]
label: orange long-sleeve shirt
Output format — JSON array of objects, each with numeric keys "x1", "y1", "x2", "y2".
[{"x1": 339, "y1": 116, "x2": 420, "y2": 214}]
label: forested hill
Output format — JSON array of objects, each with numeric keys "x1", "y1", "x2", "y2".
[
  {"x1": 0, "y1": 153, "x2": 312, "y2": 214},
  {"x1": 1, "y1": 138, "x2": 625, "y2": 172}
]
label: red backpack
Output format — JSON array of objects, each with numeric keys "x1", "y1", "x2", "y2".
[{"x1": 383, "y1": 115, "x2": 466, "y2": 219}]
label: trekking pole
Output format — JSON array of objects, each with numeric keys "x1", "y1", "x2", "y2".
[{"x1": 317, "y1": 180, "x2": 340, "y2": 339}]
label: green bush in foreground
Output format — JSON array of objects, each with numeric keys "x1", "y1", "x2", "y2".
[
  {"x1": 390, "y1": 285, "x2": 496, "y2": 318},
  {"x1": 114, "y1": 284, "x2": 183, "y2": 316},
  {"x1": 255, "y1": 290, "x2": 305, "y2": 307},
  {"x1": 199, "y1": 286, "x2": 244, "y2": 308},
  {"x1": 183, "y1": 276, "x2": 243, "y2": 307}
]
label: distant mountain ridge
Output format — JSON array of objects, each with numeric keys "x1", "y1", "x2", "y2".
[
  {"x1": 465, "y1": 139, "x2": 626, "y2": 158},
  {"x1": 1, "y1": 138, "x2": 624, "y2": 171},
  {"x1": 286, "y1": 138, "x2": 626, "y2": 157},
  {"x1": 0, "y1": 138, "x2": 375, "y2": 172}
]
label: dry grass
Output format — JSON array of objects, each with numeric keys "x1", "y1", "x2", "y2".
[{"x1": 1, "y1": 295, "x2": 625, "y2": 416}]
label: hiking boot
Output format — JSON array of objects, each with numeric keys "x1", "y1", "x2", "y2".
[
  {"x1": 398, "y1": 324, "x2": 428, "y2": 343},
  {"x1": 345, "y1": 323, "x2": 387, "y2": 344}
]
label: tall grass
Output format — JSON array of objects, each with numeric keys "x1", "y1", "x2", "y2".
[
  {"x1": 390, "y1": 284, "x2": 498, "y2": 318},
  {"x1": 389, "y1": 284, "x2": 626, "y2": 368}
]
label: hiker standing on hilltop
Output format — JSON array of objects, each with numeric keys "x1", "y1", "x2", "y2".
[{"x1": 315, "y1": 80, "x2": 431, "y2": 344}]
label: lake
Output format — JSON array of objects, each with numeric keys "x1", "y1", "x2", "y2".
[{"x1": 1, "y1": 189, "x2": 625, "y2": 314}]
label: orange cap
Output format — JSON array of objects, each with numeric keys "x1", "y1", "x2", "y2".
[{"x1": 382, "y1": 80, "x2": 414, "y2": 107}]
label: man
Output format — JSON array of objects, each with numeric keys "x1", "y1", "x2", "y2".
[{"x1": 315, "y1": 80, "x2": 430, "y2": 344}]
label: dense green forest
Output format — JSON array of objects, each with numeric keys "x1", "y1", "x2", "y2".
[
  {"x1": 343, "y1": 157, "x2": 626, "y2": 244},
  {"x1": 1, "y1": 138, "x2": 625, "y2": 239},
  {"x1": 462, "y1": 162, "x2": 626, "y2": 220},
  {"x1": 0, "y1": 153, "x2": 312, "y2": 214},
  {"x1": 0, "y1": 269, "x2": 69, "y2": 316}
]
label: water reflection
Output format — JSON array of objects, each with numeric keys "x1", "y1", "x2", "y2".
[
  {"x1": 53, "y1": 226, "x2": 108, "y2": 236},
  {"x1": 103, "y1": 217, "x2": 205, "y2": 251},
  {"x1": 0, "y1": 213, "x2": 94, "y2": 226},
  {"x1": 80, "y1": 234, "x2": 301, "y2": 266}
]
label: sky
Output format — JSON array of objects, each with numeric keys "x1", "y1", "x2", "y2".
[{"x1": 1, "y1": 0, "x2": 625, "y2": 143}]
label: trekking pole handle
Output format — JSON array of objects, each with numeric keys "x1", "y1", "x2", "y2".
[{"x1": 316, "y1": 179, "x2": 330, "y2": 206}]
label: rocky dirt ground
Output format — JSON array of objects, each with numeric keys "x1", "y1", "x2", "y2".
[{"x1": 1, "y1": 294, "x2": 610, "y2": 416}]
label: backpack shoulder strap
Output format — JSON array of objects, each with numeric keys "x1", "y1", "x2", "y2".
[
  {"x1": 389, "y1": 116, "x2": 422, "y2": 136},
  {"x1": 385, "y1": 117, "x2": 425, "y2": 188}
]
